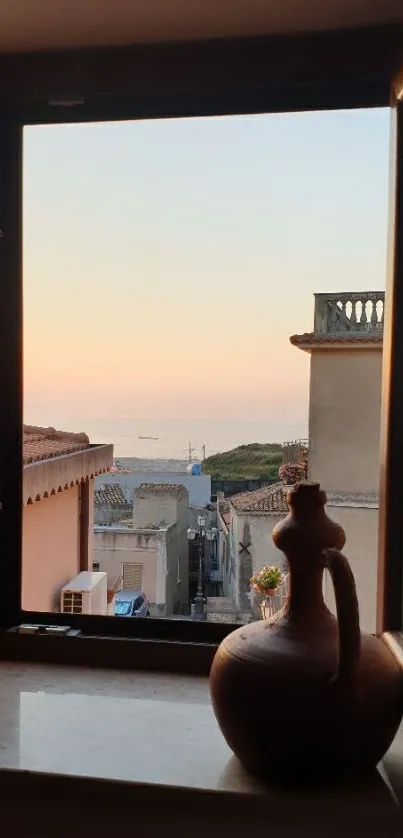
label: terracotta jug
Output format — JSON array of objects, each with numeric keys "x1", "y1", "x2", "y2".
[{"x1": 210, "y1": 482, "x2": 403, "y2": 782}]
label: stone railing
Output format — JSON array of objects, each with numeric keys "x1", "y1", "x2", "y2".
[{"x1": 314, "y1": 292, "x2": 384, "y2": 335}]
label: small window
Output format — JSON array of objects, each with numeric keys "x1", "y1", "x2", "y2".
[
  {"x1": 135, "y1": 596, "x2": 144, "y2": 610},
  {"x1": 123, "y1": 563, "x2": 142, "y2": 591}
]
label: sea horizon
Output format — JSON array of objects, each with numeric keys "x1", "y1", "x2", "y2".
[{"x1": 26, "y1": 416, "x2": 308, "y2": 460}]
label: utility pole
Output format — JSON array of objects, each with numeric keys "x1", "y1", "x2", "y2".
[
  {"x1": 183, "y1": 442, "x2": 196, "y2": 463},
  {"x1": 202, "y1": 444, "x2": 206, "y2": 461}
]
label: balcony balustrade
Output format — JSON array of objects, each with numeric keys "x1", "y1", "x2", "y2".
[{"x1": 314, "y1": 292, "x2": 384, "y2": 335}]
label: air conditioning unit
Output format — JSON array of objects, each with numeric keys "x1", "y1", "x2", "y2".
[{"x1": 61, "y1": 571, "x2": 108, "y2": 616}]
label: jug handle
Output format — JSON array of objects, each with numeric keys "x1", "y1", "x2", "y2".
[{"x1": 322, "y1": 548, "x2": 361, "y2": 688}]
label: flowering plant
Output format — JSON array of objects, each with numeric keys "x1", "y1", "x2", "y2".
[
  {"x1": 278, "y1": 462, "x2": 306, "y2": 485},
  {"x1": 250, "y1": 565, "x2": 283, "y2": 595}
]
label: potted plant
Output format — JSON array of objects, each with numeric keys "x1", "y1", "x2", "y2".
[
  {"x1": 250, "y1": 565, "x2": 283, "y2": 597},
  {"x1": 278, "y1": 462, "x2": 306, "y2": 485}
]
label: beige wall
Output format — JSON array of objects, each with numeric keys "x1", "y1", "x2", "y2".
[
  {"x1": 323, "y1": 505, "x2": 378, "y2": 634},
  {"x1": 132, "y1": 487, "x2": 190, "y2": 614},
  {"x1": 133, "y1": 489, "x2": 189, "y2": 530},
  {"x1": 93, "y1": 529, "x2": 158, "y2": 600},
  {"x1": 93, "y1": 524, "x2": 188, "y2": 616},
  {"x1": 230, "y1": 509, "x2": 286, "y2": 610},
  {"x1": 308, "y1": 349, "x2": 382, "y2": 492},
  {"x1": 133, "y1": 494, "x2": 178, "y2": 527},
  {"x1": 306, "y1": 346, "x2": 382, "y2": 633},
  {"x1": 239, "y1": 513, "x2": 286, "y2": 575},
  {"x1": 230, "y1": 503, "x2": 378, "y2": 632},
  {"x1": 164, "y1": 523, "x2": 189, "y2": 614},
  {"x1": 22, "y1": 487, "x2": 80, "y2": 612}
]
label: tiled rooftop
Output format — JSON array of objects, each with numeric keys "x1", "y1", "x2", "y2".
[
  {"x1": 138, "y1": 483, "x2": 187, "y2": 495},
  {"x1": 23, "y1": 425, "x2": 90, "y2": 465},
  {"x1": 230, "y1": 482, "x2": 289, "y2": 514},
  {"x1": 94, "y1": 483, "x2": 128, "y2": 507}
]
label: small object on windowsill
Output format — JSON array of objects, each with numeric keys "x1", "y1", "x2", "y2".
[
  {"x1": 17, "y1": 624, "x2": 41, "y2": 634},
  {"x1": 44, "y1": 626, "x2": 72, "y2": 636},
  {"x1": 13, "y1": 624, "x2": 81, "y2": 637},
  {"x1": 210, "y1": 481, "x2": 403, "y2": 784}
]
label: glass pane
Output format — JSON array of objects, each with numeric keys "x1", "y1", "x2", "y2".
[
  {"x1": 23, "y1": 110, "x2": 389, "y2": 629},
  {"x1": 115, "y1": 601, "x2": 132, "y2": 616}
]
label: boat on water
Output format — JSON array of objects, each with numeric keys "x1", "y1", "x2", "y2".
[{"x1": 138, "y1": 435, "x2": 159, "y2": 440}]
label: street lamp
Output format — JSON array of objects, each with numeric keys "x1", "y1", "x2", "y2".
[{"x1": 187, "y1": 516, "x2": 207, "y2": 620}]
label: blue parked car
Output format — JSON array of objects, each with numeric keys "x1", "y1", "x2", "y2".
[{"x1": 114, "y1": 590, "x2": 150, "y2": 618}]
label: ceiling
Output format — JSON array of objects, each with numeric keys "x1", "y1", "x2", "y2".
[{"x1": 0, "y1": 0, "x2": 403, "y2": 53}]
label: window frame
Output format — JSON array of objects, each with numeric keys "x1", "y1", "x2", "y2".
[
  {"x1": 0, "y1": 27, "x2": 402, "y2": 655},
  {"x1": 377, "y1": 77, "x2": 403, "y2": 636}
]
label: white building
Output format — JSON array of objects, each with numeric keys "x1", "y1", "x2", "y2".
[
  {"x1": 93, "y1": 483, "x2": 189, "y2": 617},
  {"x1": 218, "y1": 484, "x2": 289, "y2": 617}
]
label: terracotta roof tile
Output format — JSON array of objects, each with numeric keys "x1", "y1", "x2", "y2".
[
  {"x1": 94, "y1": 483, "x2": 128, "y2": 507},
  {"x1": 230, "y1": 482, "x2": 289, "y2": 514},
  {"x1": 138, "y1": 483, "x2": 187, "y2": 495},
  {"x1": 23, "y1": 425, "x2": 90, "y2": 465},
  {"x1": 290, "y1": 332, "x2": 383, "y2": 347}
]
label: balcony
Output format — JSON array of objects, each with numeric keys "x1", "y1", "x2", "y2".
[{"x1": 314, "y1": 292, "x2": 384, "y2": 336}]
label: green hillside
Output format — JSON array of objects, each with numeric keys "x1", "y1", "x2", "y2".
[{"x1": 202, "y1": 442, "x2": 283, "y2": 480}]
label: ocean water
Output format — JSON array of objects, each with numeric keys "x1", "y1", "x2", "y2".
[{"x1": 79, "y1": 416, "x2": 308, "y2": 459}]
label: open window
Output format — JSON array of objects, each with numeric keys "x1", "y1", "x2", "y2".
[{"x1": 0, "y1": 30, "x2": 401, "y2": 656}]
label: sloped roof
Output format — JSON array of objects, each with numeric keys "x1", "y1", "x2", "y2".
[
  {"x1": 22, "y1": 425, "x2": 113, "y2": 505},
  {"x1": 230, "y1": 482, "x2": 289, "y2": 515},
  {"x1": 94, "y1": 483, "x2": 128, "y2": 507},
  {"x1": 23, "y1": 425, "x2": 90, "y2": 465},
  {"x1": 138, "y1": 483, "x2": 187, "y2": 496}
]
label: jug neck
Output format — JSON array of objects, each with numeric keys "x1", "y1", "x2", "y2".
[{"x1": 285, "y1": 561, "x2": 329, "y2": 628}]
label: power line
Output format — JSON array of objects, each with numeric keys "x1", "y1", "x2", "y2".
[{"x1": 182, "y1": 442, "x2": 206, "y2": 463}]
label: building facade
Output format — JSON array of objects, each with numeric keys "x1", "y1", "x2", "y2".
[
  {"x1": 217, "y1": 485, "x2": 289, "y2": 619},
  {"x1": 22, "y1": 425, "x2": 112, "y2": 612},
  {"x1": 229, "y1": 485, "x2": 289, "y2": 616},
  {"x1": 290, "y1": 291, "x2": 384, "y2": 632},
  {"x1": 93, "y1": 483, "x2": 190, "y2": 616}
]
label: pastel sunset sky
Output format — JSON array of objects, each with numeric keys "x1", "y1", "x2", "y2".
[{"x1": 23, "y1": 108, "x2": 389, "y2": 451}]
